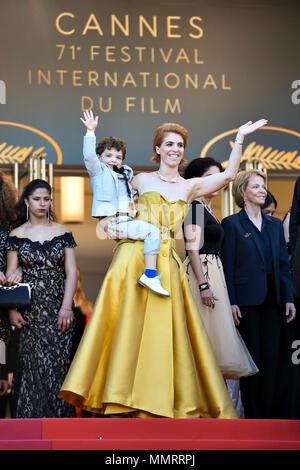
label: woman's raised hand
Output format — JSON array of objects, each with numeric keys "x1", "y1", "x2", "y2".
[
  {"x1": 237, "y1": 119, "x2": 268, "y2": 138},
  {"x1": 80, "y1": 110, "x2": 99, "y2": 131}
]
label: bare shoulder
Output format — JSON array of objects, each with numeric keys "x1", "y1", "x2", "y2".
[
  {"x1": 9, "y1": 224, "x2": 27, "y2": 238},
  {"x1": 51, "y1": 223, "x2": 71, "y2": 236},
  {"x1": 132, "y1": 171, "x2": 148, "y2": 183},
  {"x1": 132, "y1": 171, "x2": 156, "y2": 190},
  {"x1": 136, "y1": 171, "x2": 157, "y2": 179}
]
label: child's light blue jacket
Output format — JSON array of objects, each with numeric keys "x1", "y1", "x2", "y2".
[{"x1": 83, "y1": 135, "x2": 134, "y2": 217}]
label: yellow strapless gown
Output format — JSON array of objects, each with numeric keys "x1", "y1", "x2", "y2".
[{"x1": 60, "y1": 192, "x2": 237, "y2": 419}]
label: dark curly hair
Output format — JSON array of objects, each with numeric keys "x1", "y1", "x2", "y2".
[
  {"x1": 262, "y1": 190, "x2": 277, "y2": 210},
  {"x1": 15, "y1": 179, "x2": 56, "y2": 227},
  {"x1": 184, "y1": 157, "x2": 223, "y2": 179},
  {"x1": 96, "y1": 136, "x2": 127, "y2": 160},
  {"x1": 0, "y1": 171, "x2": 18, "y2": 231}
]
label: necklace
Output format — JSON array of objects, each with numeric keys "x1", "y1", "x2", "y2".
[
  {"x1": 157, "y1": 170, "x2": 179, "y2": 183},
  {"x1": 199, "y1": 198, "x2": 214, "y2": 214}
]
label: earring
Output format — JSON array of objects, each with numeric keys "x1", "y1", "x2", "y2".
[
  {"x1": 48, "y1": 202, "x2": 53, "y2": 223},
  {"x1": 26, "y1": 206, "x2": 29, "y2": 220}
]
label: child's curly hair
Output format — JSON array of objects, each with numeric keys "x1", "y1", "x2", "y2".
[{"x1": 96, "y1": 136, "x2": 127, "y2": 160}]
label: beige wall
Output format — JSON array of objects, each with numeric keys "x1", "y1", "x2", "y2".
[
  {"x1": 267, "y1": 178, "x2": 295, "y2": 221},
  {"x1": 53, "y1": 177, "x2": 114, "y2": 305},
  {"x1": 53, "y1": 174, "x2": 299, "y2": 305},
  {"x1": 212, "y1": 176, "x2": 296, "y2": 222}
]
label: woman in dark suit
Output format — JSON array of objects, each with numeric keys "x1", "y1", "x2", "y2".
[{"x1": 221, "y1": 169, "x2": 296, "y2": 419}]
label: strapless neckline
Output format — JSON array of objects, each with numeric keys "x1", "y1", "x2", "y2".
[{"x1": 139, "y1": 190, "x2": 187, "y2": 205}]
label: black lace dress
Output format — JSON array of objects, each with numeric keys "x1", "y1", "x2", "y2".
[
  {"x1": 0, "y1": 228, "x2": 10, "y2": 362},
  {"x1": 6, "y1": 232, "x2": 77, "y2": 418}
]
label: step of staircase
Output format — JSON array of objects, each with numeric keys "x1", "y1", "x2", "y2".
[{"x1": 0, "y1": 418, "x2": 299, "y2": 450}]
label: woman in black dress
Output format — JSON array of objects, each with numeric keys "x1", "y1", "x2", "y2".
[
  {"x1": 183, "y1": 157, "x2": 257, "y2": 382},
  {"x1": 6, "y1": 179, "x2": 78, "y2": 418}
]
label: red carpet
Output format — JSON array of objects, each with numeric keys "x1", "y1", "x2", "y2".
[
  {"x1": 0, "y1": 418, "x2": 299, "y2": 450},
  {"x1": 0, "y1": 419, "x2": 51, "y2": 450}
]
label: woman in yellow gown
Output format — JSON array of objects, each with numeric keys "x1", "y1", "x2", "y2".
[{"x1": 60, "y1": 118, "x2": 267, "y2": 418}]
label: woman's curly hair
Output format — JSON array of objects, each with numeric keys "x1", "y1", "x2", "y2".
[{"x1": 0, "y1": 171, "x2": 18, "y2": 231}]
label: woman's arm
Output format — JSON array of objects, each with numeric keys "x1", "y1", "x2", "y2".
[
  {"x1": 185, "y1": 223, "x2": 204, "y2": 280},
  {"x1": 57, "y1": 247, "x2": 78, "y2": 332},
  {"x1": 6, "y1": 250, "x2": 19, "y2": 280},
  {"x1": 6, "y1": 250, "x2": 25, "y2": 328},
  {"x1": 5, "y1": 250, "x2": 22, "y2": 286},
  {"x1": 185, "y1": 223, "x2": 218, "y2": 308},
  {"x1": 0, "y1": 378, "x2": 8, "y2": 396},
  {"x1": 189, "y1": 119, "x2": 268, "y2": 200},
  {"x1": 130, "y1": 172, "x2": 145, "y2": 192}
]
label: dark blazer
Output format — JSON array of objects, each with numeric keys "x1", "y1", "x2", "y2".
[
  {"x1": 221, "y1": 209, "x2": 293, "y2": 307},
  {"x1": 289, "y1": 176, "x2": 300, "y2": 256}
]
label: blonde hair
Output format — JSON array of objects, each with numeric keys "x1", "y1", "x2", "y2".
[
  {"x1": 232, "y1": 169, "x2": 267, "y2": 208},
  {"x1": 151, "y1": 122, "x2": 188, "y2": 164}
]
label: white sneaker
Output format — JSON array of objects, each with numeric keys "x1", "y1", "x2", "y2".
[{"x1": 138, "y1": 274, "x2": 170, "y2": 297}]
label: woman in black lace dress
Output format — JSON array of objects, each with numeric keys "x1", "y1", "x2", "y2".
[{"x1": 6, "y1": 179, "x2": 78, "y2": 418}]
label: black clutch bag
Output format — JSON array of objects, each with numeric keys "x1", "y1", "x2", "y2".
[{"x1": 0, "y1": 283, "x2": 31, "y2": 310}]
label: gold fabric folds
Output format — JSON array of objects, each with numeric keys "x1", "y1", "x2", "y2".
[{"x1": 60, "y1": 192, "x2": 237, "y2": 419}]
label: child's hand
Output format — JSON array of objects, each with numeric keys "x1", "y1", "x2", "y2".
[{"x1": 80, "y1": 110, "x2": 99, "y2": 131}]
